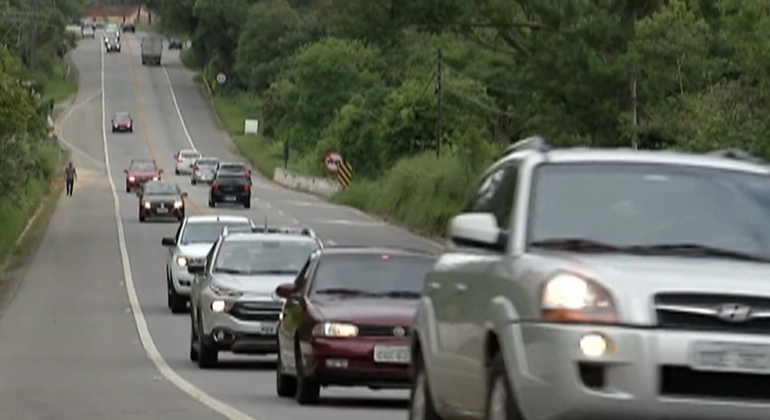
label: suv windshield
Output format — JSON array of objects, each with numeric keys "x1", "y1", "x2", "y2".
[
  {"x1": 213, "y1": 239, "x2": 319, "y2": 274},
  {"x1": 143, "y1": 183, "x2": 177, "y2": 195},
  {"x1": 529, "y1": 163, "x2": 770, "y2": 259},
  {"x1": 197, "y1": 159, "x2": 218, "y2": 166},
  {"x1": 130, "y1": 162, "x2": 156, "y2": 172},
  {"x1": 181, "y1": 222, "x2": 251, "y2": 245},
  {"x1": 312, "y1": 254, "x2": 436, "y2": 296}
]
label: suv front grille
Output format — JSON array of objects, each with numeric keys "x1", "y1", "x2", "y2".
[
  {"x1": 655, "y1": 293, "x2": 770, "y2": 334},
  {"x1": 230, "y1": 301, "x2": 283, "y2": 322}
]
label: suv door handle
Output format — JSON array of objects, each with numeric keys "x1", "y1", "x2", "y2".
[{"x1": 455, "y1": 283, "x2": 467, "y2": 292}]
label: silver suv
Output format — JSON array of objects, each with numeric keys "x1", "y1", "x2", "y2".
[
  {"x1": 409, "y1": 137, "x2": 770, "y2": 420},
  {"x1": 161, "y1": 214, "x2": 255, "y2": 313},
  {"x1": 188, "y1": 226, "x2": 323, "y2": 368}
]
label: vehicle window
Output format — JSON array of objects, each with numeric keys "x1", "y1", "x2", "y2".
[
  {"x1": 213, "y1": 240, "x2": 320, "y2": 275},
  {"x1": 204, "y1": 240, "x2": 218, "y2": 273},
  {"x1": 143, "y1": 183, "x2": 178, "y2": 195},
  {"x1": 181, "y1": 152, "x2": 200, "y2": 158},
  {"x1": 528, "y1": 163, "x2": 770, "y2": 258},
  {"x1": 197, "y1": 159, "x2": 218, "y2": 166},
  {"x1": 180, "y1": 222, "x2": 252, "y2": 245},
  {"x1": 216, "y1": 174, "x2": 248, "y2": 184},
  {"x1": 115, "y1": 113, "x2": 129, "y2": 120},
  {"x1": 220, "y1": 164, "x2": 246, "y2": 171},
  {"x1": 130, "y1": 161, "x2": 156, "y2": 171},
  {"x1": 464, "y1": 162, "x2": 519, "y2": 229},
  {"x1": 310, "y1": 254, "x2": 436, "y2": 296},
  {"x1": 294, "y1": 258, "x2": 311, "y2": 288}
]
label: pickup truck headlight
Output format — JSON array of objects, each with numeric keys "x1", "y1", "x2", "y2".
[
  {"x1": 312, "y1": 322, "x2": 358, "y2": 337},
  {"x1": 541, "y1": 273, "x2": 616, "y2": 323},
  {"x1": 208, "y1": 283, "x2": 243, "y2": 298},
  {"x1": 176, "y1": 256, "x2": 187, "y2": 267}
]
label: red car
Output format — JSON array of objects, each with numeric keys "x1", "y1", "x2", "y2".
[
  {"x1": 274, "y1": 247, "x2": 437, "y2": 405},
  {"x1": 112, "y1": 111, "x2": 133, "y2": 133},
  {"x1": 124, "y1": 159, "x2": 163, "y2": 193}
]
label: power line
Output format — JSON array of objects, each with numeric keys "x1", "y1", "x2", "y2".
[
  {"x1": 441, "y1": 60, "x2": 530, "y2": 96},
  {"x1": 444, "y1": 85, "x2": 521, "y2": 119}
]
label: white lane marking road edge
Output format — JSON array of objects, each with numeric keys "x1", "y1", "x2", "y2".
[
  {"x1": 99, "y1": 40, "x2": 257, "y2": 420},
  {"x1": 162, "y1": 66, "x2": 197, "y2": 150}
]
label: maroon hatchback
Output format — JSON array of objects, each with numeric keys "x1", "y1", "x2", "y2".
[{"x1": 274, "y1": 246, "x2": 437, "y2": 405}]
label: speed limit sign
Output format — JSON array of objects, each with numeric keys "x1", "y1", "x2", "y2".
[{"x1": 324, "y1": 151, "x2": 343, "y2": 172}]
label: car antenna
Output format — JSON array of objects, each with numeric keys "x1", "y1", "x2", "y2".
[{"x1": 264, "y1": 215, "x2": 267, "y2": 230}]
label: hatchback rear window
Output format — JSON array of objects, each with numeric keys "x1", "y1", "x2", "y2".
[{"x1": 182, "y1": 152, "x2": 200, "y2": 158}]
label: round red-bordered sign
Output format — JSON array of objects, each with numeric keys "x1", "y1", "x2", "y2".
[{"x1": 324, "y1": 151, "x2": 343, "y2": 172}]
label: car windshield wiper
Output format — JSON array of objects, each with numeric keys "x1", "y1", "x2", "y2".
[
  {"x1": 625, "y1": 243, "x2": 770, "y2": 262},
  {"x1": 213, "y1": 267, "x2": 250, "y2": 274},
  {"x1": 314, "y1": 288, "x2": 374, "y2": 296},
  {"x1": 529, "y1": 238, "x2": 624, "y2": 253},
  {"x1": 247, "y1": 269, "x2": 298, "y2": 275},
  {"x1": 378, "y1": 290, "x2": 422, "y2": 298}
]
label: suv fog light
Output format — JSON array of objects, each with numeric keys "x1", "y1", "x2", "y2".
[
  {"x1": 325, "y1": 359, "x2": 348, "y2": 368},
  {"x1": 579, "y1": 333, "x2": 609, "y2": 358}
]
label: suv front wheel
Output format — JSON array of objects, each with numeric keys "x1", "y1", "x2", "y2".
[
  {"x1": 408, "y1": 350, "x2": 443, "y2": 420},
  {"x1": 485, "y1": 352, "x2": 523, "y2": 420}
]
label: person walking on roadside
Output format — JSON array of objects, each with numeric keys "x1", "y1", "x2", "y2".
[{"x1": 64, "y1": 162, "x2": 77, "y2": 196}]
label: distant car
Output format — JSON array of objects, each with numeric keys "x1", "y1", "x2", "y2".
[
  {"x1": 105, "y1": 36, "x2": 120, "y2": 52},
  {"x1": 111, "y1": 112, "x2": 132, "y2": 132},
  {"x1": 174, "y1": 149, "x2": 202, "y2": 175},
  {"x1": 209, "y1": 172, "x2": 251, "y2": 208},
  {"x1": 122, "y1": 23, "x2": 135, "y2": 33},
  {"x1": 274, "y1": 247, "x2": 437, "y2": 404},
  {"x1": 191, "y1": 157, "x2": 220, "y2": 185},
  {"x1": 137, "y1": 181, "x2": 187, "y2": 223},
  {"x1": 168, "y1": 38, "x2": 183, "y2": 49},
  {"x1": 124, "y1": 159, "x2": 162, "y2": 193},
  {"x1": 81, "y1": 26, "x2": 95, "y2": 38},
  {"x1": 161, "y1": 214, "x2": 256, "y2": 313},
  {"x1": 94, "y1": 21, "x2": 105, "y2": 29},
  {"x1": 215, "y1": 161, "x2": 252, "y2": 181},
  {"x1": 187, "y1": 226, "x2": 323, "y2": 368}
]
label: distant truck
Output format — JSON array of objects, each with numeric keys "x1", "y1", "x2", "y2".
[{"x1": 140, "y1": 36, "x2": 163, "y2": 66}]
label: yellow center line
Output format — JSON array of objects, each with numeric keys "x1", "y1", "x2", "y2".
[{"x1": 123, "y1": 36, "x2": 202, "y2": 215}]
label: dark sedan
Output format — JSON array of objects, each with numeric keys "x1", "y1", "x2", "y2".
[
  {"x1": 106, "y1": 36, "x2": 121, "y2": 52},
  {"x1": 137, "y1": 181, "x2": 187, "y2": 222},
  {"x1": 274, "y1": 247, "x2": 437, "y2": 404},
  {"x1": 168, "y1": 38, "x2": 183, "y2": 49},
  {"x1": 209, "y1": 173, "x2": 251, "y2": 208},
  {"x1": 122, "y1": 23, "x2": 135, "y2": 32}
]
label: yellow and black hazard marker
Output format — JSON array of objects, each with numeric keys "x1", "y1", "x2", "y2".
[{"x1": 337, "y1": 161, "x2": 353, "y2": 187}]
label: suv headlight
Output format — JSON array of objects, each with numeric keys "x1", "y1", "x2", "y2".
[
  {"x1": 208, "y1": 283, "x2": 243, "y2": 298},
  {"x1": 176, "y1": 256, "x2": 187, "y2": 266},
  {"x1": 174, "y1": 199, "x2": 183, "y2": 208},
  {"x1": 143, "y1": 201, "x2": 151, "y2": 209},
  {"x1": 541, "y1": 273, "x2": 616, "y2": 323},
  {"x1": 312, "y1": 322, "x2": 358, "y2": 337}
]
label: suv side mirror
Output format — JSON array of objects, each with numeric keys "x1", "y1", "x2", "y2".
[
  {"x1": 449, "y1": 213, "x2": 506, "y2": 251},
  {"x1": 161, "y1": 237, "x2": 175, "y2": 246},
  {"x1": 275, "y1": 283, "x2": 298, "y2": 299}
]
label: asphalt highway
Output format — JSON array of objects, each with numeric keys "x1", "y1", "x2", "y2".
[{"x1": 0, "y1": 33, "x2": 442, "y2": 420}]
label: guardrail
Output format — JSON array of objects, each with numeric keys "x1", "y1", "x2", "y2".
[{"x1": 272, "y1": 168, "x2": 341, "y2": 197}]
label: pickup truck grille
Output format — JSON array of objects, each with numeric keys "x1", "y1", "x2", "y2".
[
  {"x1": 655, "y1": 293, "x2": 770, "y2": 334},
  {"x1": 230, "y1": 301, "x2": 283, "y2": 321}
]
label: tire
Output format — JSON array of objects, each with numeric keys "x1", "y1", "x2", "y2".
[
  {"x1": 276, "y1": 347, "x2": 297, "y2": 397},
  {"x1": 409, "y1": 351, "x2": 444, "y2": 420},
  {"x1": 112, "y1": 128, "x2": 116, "y2": 133},
  {"x1": 294, "y1": 342, "x2": 320, "y2": 404},
  {"x1": 128, "y1": 128, "x2": 132, "y2": 133},
  {"x1": 175, "y1": 169, "x2": 180, "y2": 175},
  {"x1": 191, "y1": 179, "x2": 196, "y2": 185},
  {"x1": 139, "y1": 214, "x2": 146, "y2": 222},
  {"x1": 167, "y1": 277, "x2": 186, "y2": 314},
  {"x1": 197, "y1": 315, "x2": 218, "y2": 368},
  {"x1": 244, "y1": 199, "x2": 251, "y2": 209},
  {"x1": 125, "y1": 186, "x2": 130, "y2": 193},
  {"x1": 189, "y1": 312, "x2": 199, "y2": 362},
  {"x1": 484, "y1": 353, "x2": 523, "y2": 420},
  {"x1": 208, "y1": 198, "x2": 215, "y2": 208}
]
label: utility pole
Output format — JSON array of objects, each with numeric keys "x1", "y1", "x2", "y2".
[
  {"x1": 436, "y1": 48, "x2": 443, "y2": 158},
  {"x1": 28, "y1": 0, "x2": 39, "y2": 70},
  {"x1": 630, "y1": 9, "x2": 639, "y2": 150}
]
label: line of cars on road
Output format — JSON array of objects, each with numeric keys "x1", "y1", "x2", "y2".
[{"x1": 131, "y1": 134, "x2": 770, "y2": 419}]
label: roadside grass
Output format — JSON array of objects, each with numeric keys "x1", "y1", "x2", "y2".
[{"x1": 41, "y1": 59, "x2": 78, "y2": 104}]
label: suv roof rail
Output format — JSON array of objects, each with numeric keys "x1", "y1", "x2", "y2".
[
  {"x1": 221, "y1": 225, "x2": 255, "y2": 236},
  {"x1": 504, "y1": 135, "x2": 551, "y2": 156},
  {"x1": 707, "y1": 148, "x2": 766, "y2": 164},
  {"x1": 321, "y1": 244, "x2": 439, "y2": 255}
]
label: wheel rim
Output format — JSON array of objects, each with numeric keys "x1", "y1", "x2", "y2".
[
  {"x1": 489, "y1": 376, "x2": 507, "y2": 420},
  {"x1": 410, "y1": 372, "x2": 427, "y2": 420}
]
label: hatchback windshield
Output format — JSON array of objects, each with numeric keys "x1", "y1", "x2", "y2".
[
  {"x1": 220, "y1": 163, "x2": 246, "y2": 171},
  {"x1": 180, "y1": 222, "x2": 252, "y2": 245},
  {"x1": 115, "y1": 113, "x2": 129, "y2": 120},
  {"x1": 130, "y1": 161, "x2": 156, "y2": 172},
  {"x1": 529, "y1": 163, "x2": 770, "y2": 259},
  {"x1": 311, "y1": 254, "x2": 436, "y2": 296},
  {"x1": 143, "y1": 182, "x2": 178, "y2": 195},
  {"x1": 197, "y1": 159, "x2": 218, "y2": 167},
  {"x1": 213, "y1": 239, "x2": 319, "y2": 274},
  {"x1": 181, "y1": 151, "x2": 200, "y2": 159}
]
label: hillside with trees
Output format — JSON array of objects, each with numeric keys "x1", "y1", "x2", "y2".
[
  {"x1": 150, "y1": 0, "x2": 770, "y2": 236},
  {"x1": 0, "y1": 0, "x2": 82, "y2": 263}
]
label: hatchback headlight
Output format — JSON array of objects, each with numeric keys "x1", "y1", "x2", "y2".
[
  {"x1": 152, "y1": 176, "x2": 159, "y2": 181},
  {"x1": 128, "y1": 176, "x2": 135, "y2": 181},
  {"x1": 312, "y1": 322, "x2": 358, "y2": 337},
  {"x1": 143, "y1": 201, "x2": 151, "y2": 209},
  {"x1": 541, "y1": 273, "x2": 616, "y2": 323}
]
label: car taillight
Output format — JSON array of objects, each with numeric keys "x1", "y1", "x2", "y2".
[
  {"x1": 177, "y1": 158, "x2": 183, "y2": 163},
  {"x1": 243, "y1": 184, "x2": 250, "y2": 191},
  {"x1": 212, "y1": 183, "x2": 219, "y2": 191},
  {"x1": 193, "y1": 165, "x2": 199, "y2": 170},
  {"x1": 245, "y1": 170, "x2": 251, "y2": 177}
]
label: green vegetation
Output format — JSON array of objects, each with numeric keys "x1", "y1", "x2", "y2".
[
  {"x1": 150, "y1": 0, "x2": 770, "y2": 237},
  {"x1": 0, "y1": 0, "x2": 83, "y2": 269}
]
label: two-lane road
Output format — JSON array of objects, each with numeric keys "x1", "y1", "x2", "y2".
[{"x1": 0, "y1": 33, "x2": 439, "y2": 420}]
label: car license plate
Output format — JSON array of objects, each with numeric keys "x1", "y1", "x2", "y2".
[
  {"x1": 690, "y1": 342, "x2": 770, "y2": 374},
  {"x1": 258, "y1": 323, "x2": 277, "y2": 335},
  {"x1": 224, "y1": 196, "x2": 236, "y2": 201},
  {"x1": 156, "y1": 207, "x2": 168, "y2": 214},
  {"x1": 373, "y1": 345, "x2": 410, "y2": 364}
]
